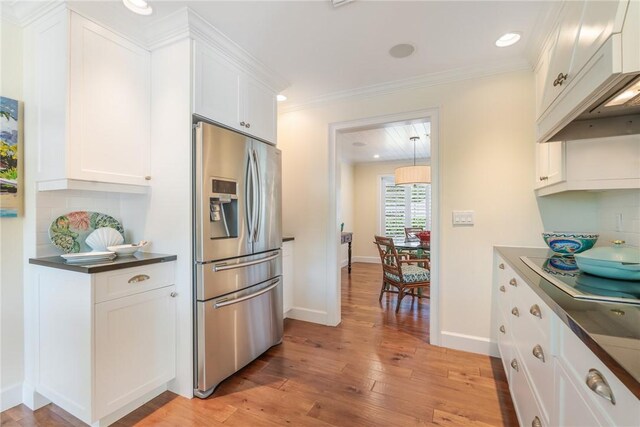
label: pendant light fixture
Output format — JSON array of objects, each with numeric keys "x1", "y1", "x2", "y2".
[{"x1": 395, "y1": 136, "x2": 431, "y2": 185}]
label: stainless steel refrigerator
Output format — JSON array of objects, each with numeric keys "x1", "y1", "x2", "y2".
[{"x1": 193, "y1": 120, "x2": 283, "y2": 399}]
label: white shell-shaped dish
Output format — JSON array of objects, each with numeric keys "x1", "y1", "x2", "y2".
[
  {"x1": 107, "y1": 241, "x2": 148, "y2": 256},
  {"x1": 85, "y1": 227, "x2": 124, "y2": 252}
]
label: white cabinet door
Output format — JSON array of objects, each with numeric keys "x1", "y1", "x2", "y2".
[
  {"x1": 573, "y1": 0, "x2": 626, "y2": 77},
  {"x1": 240, "y1": 73, "x2": 277, "y2": 143},
  {"x1": 534, "y1": 41, "x2": 553, "y2": 119},
  {"x1": 282, "y1": 241, "x2": 294, "y2": 317},
  {"x1": 554, "y1": 361, "x2": 602, "y2": 427},
  {"x1": 95, "y1": 285, "x2": 176, "y2": 420},
  {"x1": 68, "y1": 12, "x2": 150, "y2": 186},
  {"x1": 194, "y1": 43, "x2": 242, "y2": 132},
  {"x1": 535, "y1": 141, "x2": 565, "y2": 189},
  {"x1": 540, "y1": 1, "x2": 584, "y2": 114}
]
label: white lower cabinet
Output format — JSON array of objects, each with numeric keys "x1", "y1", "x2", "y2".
[
  {"x1": 493, "y1": 252, "x2": 639, "y2": 427},
  {"x1": 282, "y1": 240, "x2": 294, "y2": 317},
  {"x1": 33, "y1": 261, "x2": 177, "y2": 426},
  {"x1": 95, "y1": 286, "x2": 176, "y2": 420}
]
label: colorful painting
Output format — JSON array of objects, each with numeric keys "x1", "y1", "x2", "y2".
[
  {"x1": 48, "y1": 211, "x2": 125, "y2": 253},
  {"x1": 0, "y1": 96, "x2": 22, "y2": 217}
]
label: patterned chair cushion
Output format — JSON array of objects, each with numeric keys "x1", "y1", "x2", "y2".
[{"x1": 385, "y1": 265, "x2": 430, "y2": 284}]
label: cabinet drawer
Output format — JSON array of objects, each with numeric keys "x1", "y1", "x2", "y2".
[
  {"x1": 512, "y1": 274, "x2": 551, "y2": 340},
  {"x1": 559, "y1": 321, "x2": 639, "y2": 427},
  {"x1": 94, "y1": 262, "x2": 175, "y2": 303},
  {"x1": 517, "y1": 325, "x2": 554, "y2": 421},
  {"x1": 510, "y1": 351, "x2": 547, "y2": 427},
  {"x1": 555, "y1": 360, "x2": 603, "y2": 427}
]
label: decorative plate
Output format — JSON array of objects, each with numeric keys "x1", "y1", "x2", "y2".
[{"x1": 48, "y1": 211, "x2": 124, "y2": 253}]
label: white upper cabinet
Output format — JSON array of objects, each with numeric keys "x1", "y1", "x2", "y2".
[
  {"x1": 27, "y1": 9, "x2": 151, "y2": 190},
  {"x1": 534, "y1": 0, "x2": 635, "y2": 141},
  {"x1": 538, "y1": 1, "x2": 584, "y2": 117},
  {"x1": 535, "y1": 141, "x2": 565, "y2": 190},
  {"x1": 193, "y1": 41, "x2": 277, "y2": 143},
  {"x1": 68, "y1": 14, "x2": 150, "y2": 186},
  {"x1": 194, "y1": 45, "x2": 241, "y2": 130}
]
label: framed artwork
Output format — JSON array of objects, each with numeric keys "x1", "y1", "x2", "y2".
[{"x1": 0, "y1": 96, "x2": 22, "y2": 217}]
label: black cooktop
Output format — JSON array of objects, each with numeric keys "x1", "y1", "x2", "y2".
[{"x1": 521, "y1": 255, "x2": 640, "y2": 305}]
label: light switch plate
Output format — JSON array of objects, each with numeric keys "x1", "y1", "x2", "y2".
[{"x1": 452, "y1": 210, "x2": 474, "y2": 226}]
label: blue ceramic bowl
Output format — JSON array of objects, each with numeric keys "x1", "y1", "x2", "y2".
[{"x1": 542, "y1": 232, "x2": 599, "y2": 255}]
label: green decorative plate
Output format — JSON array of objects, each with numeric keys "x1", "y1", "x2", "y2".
[{"x1": 48, "y1": 211, "x2": 124, "y2": 253}]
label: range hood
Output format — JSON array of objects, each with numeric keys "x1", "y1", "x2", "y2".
[{"x1": 549, "y1": 74, "x2": 640, "y2": 141}]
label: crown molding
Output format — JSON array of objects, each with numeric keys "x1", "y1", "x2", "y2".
[
  {"x1": 7, "y1": 1, "x2": 290, "y2": 93},
  {"x1": 145, "y1": 7, "x2": 289, "y2": 92},
  {"x1": 280, "y1": 57, "x2": 532, "y2": 114},
  {"x1": 2, "y1": 0, "x2": 64, "y2": 27}
]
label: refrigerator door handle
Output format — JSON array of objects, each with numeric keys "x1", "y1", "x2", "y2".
[
  {"x1": 213, "y1": 278, "x2": 280, "y2": 309},
  {"x1": 251, "y1": 148, "x2": 261, "y2": 242},
  {"x1": 212, "y1": 251, "x2": 280, "y2": 272},
  {"x1": 245, "y1": 151, "x2": 255, "y2": 241}
]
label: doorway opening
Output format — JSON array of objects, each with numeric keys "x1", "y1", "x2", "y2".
[{"x1": 326, "y1": 109, "x2": 440, "y2": 346}]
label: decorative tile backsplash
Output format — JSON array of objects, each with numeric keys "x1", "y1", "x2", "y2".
[{"x1": 596, "y1": 189, "x2": 640, "y2": 247}]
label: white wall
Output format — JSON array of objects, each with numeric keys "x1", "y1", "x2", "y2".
[
  {"x1": 339, "y1": 161, "x2": 354, "y2": 265},
  {"x1": 0, "y1": 18, "x2": 25, "y2": 411},
  {"x1": 278, "y1": 69, "x2": 598, "y2": 353},
  {"x1": 596, "y1": 189, "x2": 640, "y2": 247}
]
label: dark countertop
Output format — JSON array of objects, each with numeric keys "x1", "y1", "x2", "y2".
[
  {"x1": 283, "y1": 237, "x2": 294, "y2": 242},
  {"x1": 29, "y1": 252, "x2": 177, "y2": 274},
  {"x1": 496, "y1": 246, "x2": 640, "y2": 399}
]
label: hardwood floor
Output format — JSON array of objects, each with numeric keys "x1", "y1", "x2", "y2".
[{"x1": 2, "y1": 263, "x2": 517, "y2": 426}]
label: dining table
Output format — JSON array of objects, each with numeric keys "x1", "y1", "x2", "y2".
[{"x1": 393, "y1": 238, "x2": 430, "y2": 258}]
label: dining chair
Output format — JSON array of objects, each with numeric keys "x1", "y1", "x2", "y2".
[
  {"x1": 404, "y1": 227, "x2": 423, "y2": 241},
  {"x1": 373, "y1": 235, "x2": 431, "y2": 313}
]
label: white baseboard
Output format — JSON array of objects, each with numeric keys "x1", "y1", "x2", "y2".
[
  {"x1": 1, "y1": 383, "x2": 23, "y2": 411},
  {"x1": 94, "y1": 384, "x2": 167, "y2": 427},
  {"x1": 441, "y1": 331, "x2": 499, "y2": 357},
  {"x1": 352, "y1": 256, "x2": 380, "y2": 264},
  {"x1": 340, "y1": 259, "x2": 349, "y2": 268},
  {"x1": 21, "y1": 382, "x2": 50, "y2": 411},
  {"x1": 286, "y1": 307, "x2": 328, "y2": 325}
]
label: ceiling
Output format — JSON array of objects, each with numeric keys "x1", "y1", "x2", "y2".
[
  {"x1": 147, "y1": 0, "x2": 558, "y2": 106},
  {"x1": 6, "y1": 1, "x2": 560, "y2": 107},
  {"x1": 339, "y1": 122, "x2": 430, "y2": 164}
]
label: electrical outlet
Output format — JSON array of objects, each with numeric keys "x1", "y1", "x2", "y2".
[{"x1": 615, "y1": 213, "x2": 623, "y2": 232}]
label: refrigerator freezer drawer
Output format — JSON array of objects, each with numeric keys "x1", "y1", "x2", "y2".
[
  {"x1": 195, "y1": 278, "x2": 283, "y2": 397},
  {"x1": 195, "y1": 250, "x2": 282, "y2": 301}
]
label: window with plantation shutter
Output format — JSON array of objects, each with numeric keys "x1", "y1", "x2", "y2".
[{"x1": 380, "y1": 176, "x2": 431, "y2": 237}]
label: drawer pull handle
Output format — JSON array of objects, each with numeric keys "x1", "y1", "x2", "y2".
[
  {"x1": 509, "y1": 278, "x2": 517, "y2": 287},
  {"x1": 499, "y1": 285, "x2": 506, "y2": 293},
  {"x1": 511, "y1": 307, "x2": 519, "y2": 317},
  {"x1": 586, "y1": 369, "x2": 616, "y2": 405},
  {"x1": 498, "y1": 263, "x2": 505, "y2": 270},
  {"x1": 510, "y1": 359, "x2": 519, "y2": 372},
  {"x1": 531, "y1": 416, "x2": 542, "y2": 427},
  {"x1": 170, "y1": 292, "x2": 177, "y2": 298},
  {"x1": 529, "y1": 304, "x2": 542, "y2": 319},
  {"x1": 499, "y1": 325, "x2": 506, "y2": 334},
  {"x1": 128, "y1": 274, "x2": 150, "y2": 284},
  {"x1": 532, "y1": 344, "x2": 545, "y2": 363}
]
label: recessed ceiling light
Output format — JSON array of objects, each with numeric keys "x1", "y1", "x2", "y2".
[
  {"x1": 276, "y1": 94, "x2": 287, "y2": 102},
  {"x1": 373, "y1": 154, "x2": 380, "y2": 159},
  {"x1": 495, "y1": 32, "x2": 521, "y2": 47},
  {"x1": 123, "y1": 0, "x2": 153, "y2": 16},
  {"x1": 352, "y1": 142, "x2": 366, "y2": 147},
  {"x1": 389, "y1": 43, "x2": 415, "y2": 59}
]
